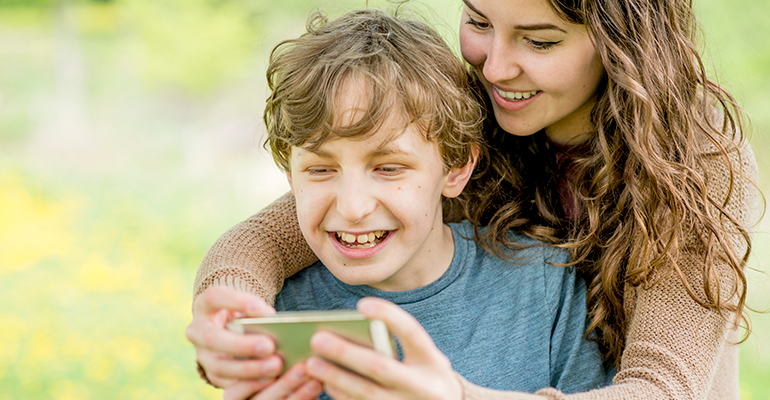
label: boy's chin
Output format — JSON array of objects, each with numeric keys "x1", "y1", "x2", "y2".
[
  {"x1": 329, "y1": 270, "x2": 379, "y2": 287},
  {"x1": 324, "y1": 264, "x2": 391, "y2": 288}
]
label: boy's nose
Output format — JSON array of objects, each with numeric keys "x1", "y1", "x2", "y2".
[{"x1": 335, "y1": 176, "x2": 377, "y2": 224}]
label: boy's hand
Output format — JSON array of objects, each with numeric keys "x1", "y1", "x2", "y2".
[
  {"x1": 305, "y1": 297, "x2": 463, "y2": 400},
  {"x1": 186, "y1": 286, "x2": 283, "y2": 388},
  {"x1": 223, "y1": 362, "x2": 323, "y2": 400}
]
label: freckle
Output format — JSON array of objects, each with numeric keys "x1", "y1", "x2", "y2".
[
  {"x1": 418, "y1": 186, "x2": 421, "y2": 189},
  {"x1": 398, "y1": 187, "x2": 401, "y2": 190},
  {"x1": 343, "y1": 263, "x2": 347, "y2": 266}
]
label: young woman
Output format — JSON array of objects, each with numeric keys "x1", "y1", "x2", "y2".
[{"x1": 185, "y1": 0, "x2": 760, "y2": 399}]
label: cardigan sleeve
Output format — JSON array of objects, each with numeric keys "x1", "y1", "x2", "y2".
[
  {"x1": 459, "y1": 141, "x2": 758, "y2": 400},
  {"x1": 192, "y1": 192, "x2": 318, "y2": 304}
]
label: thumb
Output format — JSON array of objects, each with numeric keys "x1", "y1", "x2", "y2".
[{"x1": 357, "y1": 297, "x2": 446, "y2": 365}]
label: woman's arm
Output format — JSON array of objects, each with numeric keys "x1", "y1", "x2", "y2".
[
  {"x1": 193, "y1": 192, "x2": 318, "y2": 304},
  {"x1": 461, "y1": 142, "x2": 759, "y2": 400},
  {"x1": 188, "y1": 192, "x2": 320, "y2": 392},
  {"x1": 305, "y1": 142, "x2": 759, "y2": 400}
]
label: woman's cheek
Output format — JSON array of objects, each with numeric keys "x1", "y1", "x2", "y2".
[{"x1": 459, "y1": 30, "x2": 486, "y2": 67}]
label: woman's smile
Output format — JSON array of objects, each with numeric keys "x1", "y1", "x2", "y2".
[{"x1": 491, "y1": 85, "x2": 542, "y2": 111}]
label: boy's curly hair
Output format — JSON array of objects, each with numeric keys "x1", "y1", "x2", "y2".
[{"x1": 263, "y1": 8, "x2": 485, "y2": 173}]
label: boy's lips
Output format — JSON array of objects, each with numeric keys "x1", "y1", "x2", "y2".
[
  {"x1": 328, "y1": 230, "x2": 392, "y2": 259},
  {"x1": 334, "y1": 230, "x2": 389, "y2": 248}
]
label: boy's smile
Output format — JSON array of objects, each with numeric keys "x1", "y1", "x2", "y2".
[{"x1": 286, "y1": 79, "x2": 474, "y2": 292}]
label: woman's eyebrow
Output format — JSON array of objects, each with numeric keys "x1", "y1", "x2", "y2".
[
  {"x1": 515, "y1": 23, "x2": 567, "y2": 33},
  {"x1": 462, "y1": 0, "x2": 486, "y2": 18},
  {"x1": 463, "y1": 0, "x2": 568, "y2": 34}
]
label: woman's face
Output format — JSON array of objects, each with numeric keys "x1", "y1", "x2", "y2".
[{"x1": 459, "y1": 0, "x2": 605, "y2": 144}]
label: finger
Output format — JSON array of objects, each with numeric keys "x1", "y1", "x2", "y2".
[
  {"x1": 252, "y1": 362, "x2": 312, "y2": 400},
  {"x1": 223, "y1": 379, "x2": 275, "y2": 400},
  {"x1": 310, "y1": 331, "x2": 413, "y2": 389},
  {"x1": 199, "y1": 353, "x2": 284, "y2": 381},
  {"x1": 285, "y1": 379, "x2": 324, "y2": 400},
  {"x1": 306, "y1": 357, "x2": 389, "y2": 400},
  {"x1": 188, "y1": 323, "x2": 278, "y2": 358},
  {"x1": 194, "y1": 286, "x2": 276, "y2": 317},
  {"x1": 207, "y1": 374, "x2": 237, "y2": 390},
  {"x1": 357, "y1": 297, "x2": 443, "y2": 364},
  {"x1": 323, "y1": 385, "x2": 349, "y2": 400}
]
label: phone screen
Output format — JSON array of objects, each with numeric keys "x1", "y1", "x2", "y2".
[{"x1": 228, "y1": 310, "x2": 395, "y2": 371}]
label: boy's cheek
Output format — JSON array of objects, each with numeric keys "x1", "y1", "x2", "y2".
[{"x1": 286, "y1": 172, "x2": 294, "y2": 193}]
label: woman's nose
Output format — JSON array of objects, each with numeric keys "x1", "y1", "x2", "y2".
[{"x1": 482, "y1": 36, "x2": 522, "y2": 84}]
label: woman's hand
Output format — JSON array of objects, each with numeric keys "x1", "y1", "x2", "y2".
[
  {"x1": 186, "y1": 286, "x2": 284, "y2": 389},
  {"x1": 306, "y1": 297, "x2": 463, "y2": 400}
]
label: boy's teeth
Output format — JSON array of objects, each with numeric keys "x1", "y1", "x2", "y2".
[{"x1": 336, "y1": 230, "x2": 386, "y2": 246}]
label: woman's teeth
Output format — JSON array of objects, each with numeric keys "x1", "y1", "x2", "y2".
[
  {"x1": 336, "y1": 231, "x2": 388, "y2": 248},
  {"x1": 495, "y1": 88, "x2": 539, "y2": 101}
]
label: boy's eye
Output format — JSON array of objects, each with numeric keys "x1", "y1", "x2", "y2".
[
  {"x1": 465, "y1": 14, "x2": 491, "y2": 30},
  {"x1": 306, "y1": 167, "x2": 334, "y2": 175},
  {"x1": 376, "y1": 165, "x2": 406, "y2": 175},
  {"x1": 525, "y1": 38, "x2": 561, "y2": 51}
]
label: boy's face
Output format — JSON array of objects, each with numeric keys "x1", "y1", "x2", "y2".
[{"x1": 286, "y1": 80, "x2": 474, "y2": 291}]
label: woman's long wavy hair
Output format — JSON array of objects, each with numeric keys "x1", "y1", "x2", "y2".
[{"x1": 465, "y1": 0, "x2": 759, "y2": 366}]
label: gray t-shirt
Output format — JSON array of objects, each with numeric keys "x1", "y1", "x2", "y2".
[{"x1": 276, "y1": 220, "x2": 610, "y2": 395}]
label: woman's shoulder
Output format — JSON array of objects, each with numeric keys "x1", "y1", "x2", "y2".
[{"x1": 697, "y1": 136, "x2": 759, "y2": 222}]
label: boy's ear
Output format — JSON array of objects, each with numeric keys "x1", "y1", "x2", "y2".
[{"x1": 442, "y1": 146, "x2": 479, "y2": 198}]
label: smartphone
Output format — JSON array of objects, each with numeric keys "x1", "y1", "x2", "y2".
[{"x1": 227, "y1": 310, "x2": 396, "y2": 372}]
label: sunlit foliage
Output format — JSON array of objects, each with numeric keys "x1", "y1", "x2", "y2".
[{"x1": 0, "y1": 0, "x2": 767, "y2": 399}]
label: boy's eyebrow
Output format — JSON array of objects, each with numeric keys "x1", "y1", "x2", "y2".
[
  {"x1": 298, "y1": 146, "x2": 332, "y2": 158},
  {"x1": 298, "y1": 144, "x2": 416, "y2": 159},
  {"x1": 462, "y1": 0, "x2": 567, "y2": 33},
  {"x1": 371, "y1": 148, "x2": 412, "y2": 157},
  {"x1": 373, "y1": 140, "x2": 418, "y2": 158}
]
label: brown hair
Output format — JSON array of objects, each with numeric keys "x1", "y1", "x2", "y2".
[
  {"x1": 467, "y1": 0, "x2": 759, "y2": 366},
  {"x1": 264, "y1": 8, "x2": 485, "y2": 174}
]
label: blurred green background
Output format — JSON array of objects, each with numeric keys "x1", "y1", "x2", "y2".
[{"x1": 0, "y1": 0, "x2": 767, "y2": 399}]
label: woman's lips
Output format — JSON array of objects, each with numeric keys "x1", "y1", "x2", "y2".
[{"x1": 491, "y1": 86, "x2": 541, "y2": 112}]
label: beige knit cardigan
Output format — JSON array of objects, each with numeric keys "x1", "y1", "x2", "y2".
[{"x1": 193, "y1": 141, "x2": 758, "y2": 400}]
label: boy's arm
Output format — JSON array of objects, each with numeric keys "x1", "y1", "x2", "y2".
[{"x1": 193, "y1": 192, "x2": 318, "y2": 304}]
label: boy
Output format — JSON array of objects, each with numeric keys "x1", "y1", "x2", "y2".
[{"x1": 264, "y1": 8, "x2": 608, "y2": 398}]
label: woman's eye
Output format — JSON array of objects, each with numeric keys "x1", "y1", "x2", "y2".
[
  {"x1": 465, "y1": 14, "x2": 491, "y2": 30},
  {"x1": 525, "y1": 38, "x2": 560, "y2": 51}
]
